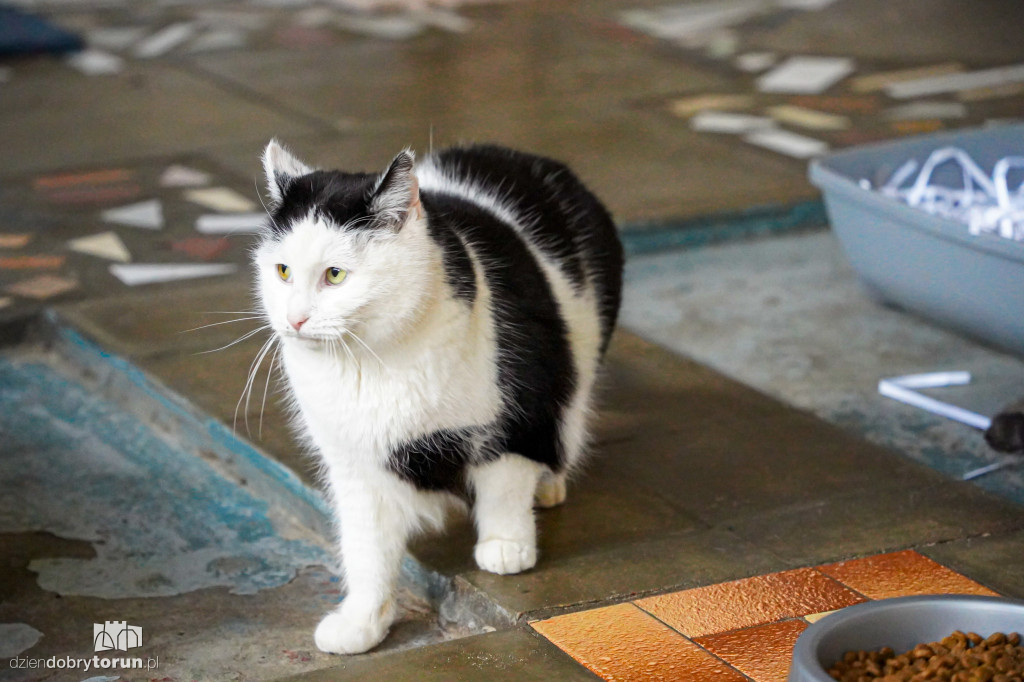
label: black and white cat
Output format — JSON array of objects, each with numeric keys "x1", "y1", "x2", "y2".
[{"x1": 254, "y1": 141, "x2": 623, "y2": 654}]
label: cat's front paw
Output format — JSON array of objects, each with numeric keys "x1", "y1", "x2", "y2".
[
  {"x1": 314, "y1": 601, "x2": 393, "y2": 655},
  {"x1": 474, "y1": 538, "x2": 537, "y2": 575}
]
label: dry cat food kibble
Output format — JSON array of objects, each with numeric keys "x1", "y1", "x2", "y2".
[{"x1": 827, "y1": 630, "x2": 1024, "y2": 682}]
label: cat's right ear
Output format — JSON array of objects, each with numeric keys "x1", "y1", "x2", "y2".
[{"x1": 262, "y1": 139, "x2": 313, "y2": 205}]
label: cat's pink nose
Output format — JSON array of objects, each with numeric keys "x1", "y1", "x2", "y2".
[{"x1": 288, "y1": 315, "x2": 308, "y2": 331}]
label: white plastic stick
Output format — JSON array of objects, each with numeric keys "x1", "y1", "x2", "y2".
[
  {"x1": 878, "y1": 372, "x2": 992, "y2": 430},
  {"x1": 877, "y1": 372, "x2": 1017, "y2": 481}
]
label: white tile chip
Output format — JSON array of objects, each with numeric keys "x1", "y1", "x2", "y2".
[
  {"x1": 109, "y1": 263, "x2": 238, "y2": 286},
  {"x1": 744, "y1": 129, "x2": 829, "y2": 158},
  {"x1": 133, "y1": 22, "x2": 196, "y2": 58},
  {"x1": 67, "y1": 49, "x2": 124, "y2": 76},
  {"x1": 195, "y1": 213, "x2": 266, "y2": 234},
  {"x1": 885, "y1": 63, "x2": 1024, "y2": 99},
  {"x1": 101, "y1": 199, "x2": 163, "y2": 230},
  {"x1": 756, "y1": 56, "x2": 855, "y2": 94},
  {"x1": 184, "y1": 187, "x2": 256, "y2": 212},
  {"x1": 690, "y1": 111, "x2": 777, "y2": 134}
]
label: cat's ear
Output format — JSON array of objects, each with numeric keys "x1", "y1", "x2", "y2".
[
  {"x1": 262, "y1": 139, "x2": 313, "y2": 205},
  {"x1": 369, "y1": 149, "x2": 419, "y2": 231}
]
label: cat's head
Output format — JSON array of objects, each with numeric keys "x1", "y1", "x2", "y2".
[{"x1": 254, "y1": 140, "x2": 431, "y2": 352}]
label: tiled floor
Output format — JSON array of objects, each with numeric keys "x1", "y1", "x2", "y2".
[{"x1": 532, "y1": 550, "x2": 999, "y2": 682}]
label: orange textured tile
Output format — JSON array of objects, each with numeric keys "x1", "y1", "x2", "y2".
[
  {"x1": 635, "y1": 568, "x2": 864, "y2": 638},
  {"x1": 696, "y1": 619, "x2": 808, "y2": 682},
  {"x1": 532, "y1": 602, "x2": 746, "y2": 682},
  {"x1": 818, "y1": 550, "x2": 999, "y2": 600}
]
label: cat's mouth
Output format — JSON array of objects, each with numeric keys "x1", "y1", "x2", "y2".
[{"x1": 278, "y1": 329, "x2": 330, "y2": 344}]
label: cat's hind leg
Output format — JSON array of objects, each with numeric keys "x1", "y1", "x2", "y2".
[
  {"x1": 469, "y1": 454, "x2": 543, "y2": 575},
  {"x1": 535, "y1": 469, "x2": 567, "y2": 508}
]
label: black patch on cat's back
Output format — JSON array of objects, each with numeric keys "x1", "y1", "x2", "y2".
[
  {"x1": 431, "y1": 193, "x2": 577, "y2": 471},
  {"x1": 423, "y1": 202, "x2": 476, "y2": 303},
  {"x1": 269, "y1": 170, "x2": 378, "y2": 235},
  {"x1": 431, "y1": 145, "x2": 624, "y2": 354},
  {"x1": 388, "y1": 428, "x2": 476, "y2": 491},
  {"x1": 431, "y1": 146, "x2": 587, "y2": 290}
]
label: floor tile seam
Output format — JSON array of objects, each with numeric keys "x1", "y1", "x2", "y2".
[
  {"x1": 171, "y1": 60, "x2": 341, "y2": 135},
  {"x1": 631, "y1": 604, "x2": 784, "y2": 682},
  {"x1": 711, "y1": 477, "x2": 1024, "y2": 533},
  {"x1": 631, "y1": 583, "x2": 861, "y2": 643},
  {"x1": 808, "y1": 564, "x2": 875, "y2": 604}
]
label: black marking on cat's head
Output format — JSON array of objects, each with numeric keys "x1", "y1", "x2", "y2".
[{"x1": 262, "y1": 141, "x2": 420, "y2": 237}]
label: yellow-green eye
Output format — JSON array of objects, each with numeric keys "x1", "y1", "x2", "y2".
[
  {"x1": 276, "y1": 264, "x2": 291, "y2": 281},
  {"x1": 326, "y1": 267, "x2": 347, "y2": 285}
]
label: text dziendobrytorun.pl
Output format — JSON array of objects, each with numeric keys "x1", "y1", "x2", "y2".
[{"x1": 8, "y1": 655, "x2": 159, "y2": 672}]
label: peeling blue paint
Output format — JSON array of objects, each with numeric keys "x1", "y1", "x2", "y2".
[{"x1": 0, "y1": 354, "x2": 331, "y2": 598}]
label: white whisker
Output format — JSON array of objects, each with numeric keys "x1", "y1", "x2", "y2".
[
  {"x1": 235, "y1": 335, "x2": 276, "y2": 435},
  {"x1": 180, "y1": 316, "x2": 264, "y2": 334},
  {"x1": 259, "y1": 342, "x2": 281, "y2": 438},
  {"x1": 196, "y1": 325, "x2": 271, "y2": 355},
  {"x1": 346, "y1": 329, "x2": 389, "y2": 370}
]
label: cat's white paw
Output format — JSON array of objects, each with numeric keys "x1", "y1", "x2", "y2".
[
  {"x1": 535, "y1": 473, "x2": 567, "y2": 508},
  {"x1": 474, "y1": 538, "x2": 537, "y2": 575},
  {"x1": 313, "y1": 602, "x2": 392, "y2": 655}
]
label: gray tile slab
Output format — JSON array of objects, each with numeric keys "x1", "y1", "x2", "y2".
[
  {"x1": 921, "y1": 530, "x2": 1024, "y2": 600},
  {"x1": 57, "y1": 280, "x2": 259, "y2": 359},
  {"x1": 728, "y1": 481, "x2": 1024, "y2": 569},
  {"x1": 743, "y1": 0, "x2": 1024, "y2": 63},
  {"x1": 456, "y1": 527, "x2": 783, "y2": 620},
  {"x1": 0, "y1": 60, "x2": 319, "y2": 176},
  {"x1": 277, "y1": 628, "x2": 599, "y2": 682}
]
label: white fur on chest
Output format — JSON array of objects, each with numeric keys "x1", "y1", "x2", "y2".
[{"x1": 282, "y1": 293, "x2": 499, "y2": 467}]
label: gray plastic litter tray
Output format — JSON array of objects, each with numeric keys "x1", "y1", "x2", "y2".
[
  {"x1": 809, "y1": 124, "x2": 1024, "y2": 357},
  {"x1": 787, "y1": 595, "x2": 1024, "y2": 682}
]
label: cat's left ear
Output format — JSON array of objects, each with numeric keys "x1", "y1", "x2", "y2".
[
  {"x1": 369, "y1": 149, "x2": 420, "y2": 231},
  {"x1": 263, "y1": 139, "x2": 313, "y2": 205}
]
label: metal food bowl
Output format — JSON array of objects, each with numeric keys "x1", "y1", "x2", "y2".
[{"x1": 788, "y1": 595, "x2": 1024, "y2": 682}]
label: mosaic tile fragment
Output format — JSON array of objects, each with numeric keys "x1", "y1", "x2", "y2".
[
  {"x1": 635, "y1": 567, "x2": 863, "y2": 638},
  {"x1": 6, "y1": 275, "x2": 78, "y2": 300},
  {"x1": 170, "y1": 236, "x2": 231, "y2": 261},
  {"x1": 109, "y1": 263, "x2": 237, "y2": 286},
  {"x1": 817, "y1": 550, "x2": 999, "y2": 600},
  {"x1": 533, "y1": 603, "x2": 746, "y2": 682},
  {"x1": 160, "y1": 165, "x2": 211, "y2": 188},
  {"x1": 0, "y1": 234, "x2": 31, "y2": 249},
  {"x1": 68, "y1": 232, "x2": 131, "y2": 262},
  {"x1": 184, "y1": 187, "x2": 256, "y2": 213},
  {"x1": 101, "y1": 199, "x2": 163, "y2": 230},
  {"x1": 0, "y1": 255, "x2": 65, "y2": 270}
]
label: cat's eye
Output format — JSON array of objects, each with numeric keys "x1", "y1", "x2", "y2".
[
  {"x1": 325, "y1": 267, "x2": 347, "y2": 285},
  {"x1": 276, "y1": 264, "x2": 291, "y2": 282}
]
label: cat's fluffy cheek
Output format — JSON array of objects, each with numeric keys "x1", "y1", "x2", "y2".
[{"x1": 314, "y1": 598, "x2": 395, "y2": 655}]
